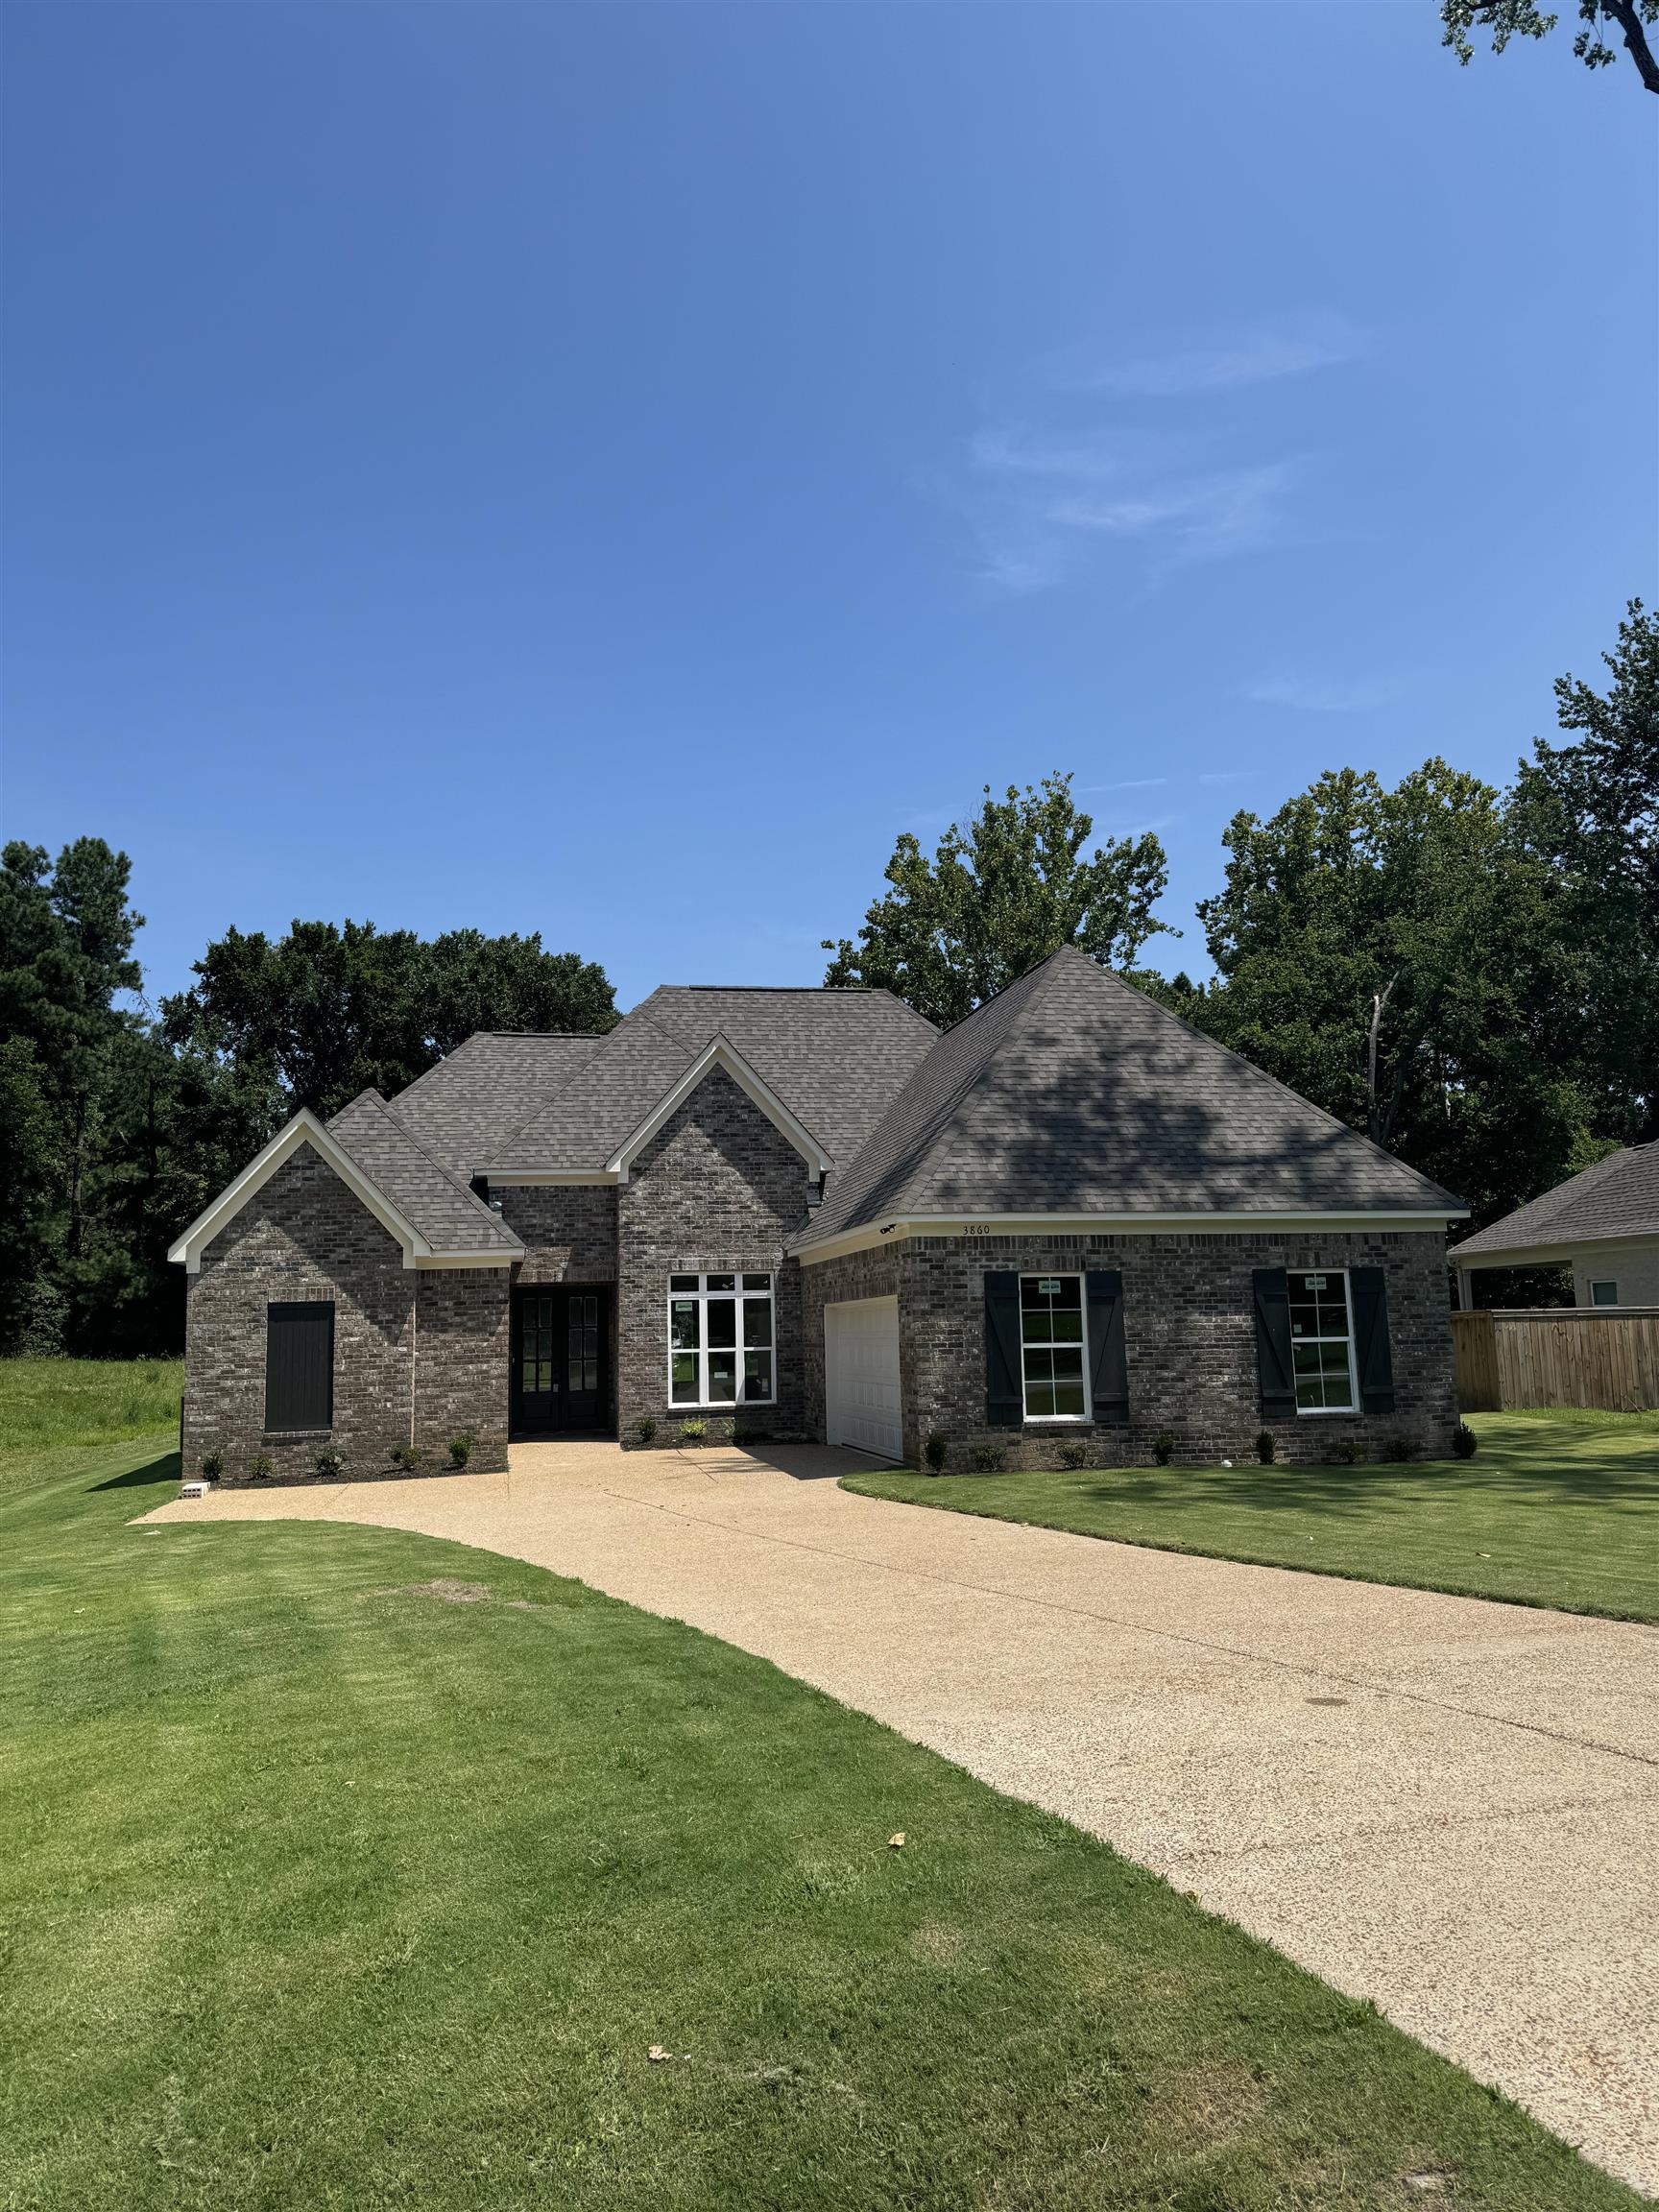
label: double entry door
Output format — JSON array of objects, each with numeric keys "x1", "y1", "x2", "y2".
[{"x1": 512, "y1": 1286, "x2": 609, "y2": 1435}]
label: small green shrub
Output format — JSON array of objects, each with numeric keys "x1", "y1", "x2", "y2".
[
  {"x1": 447, "y1": 1433, "x2": 473, "y2": 1470},
  {"x1": 1331, "y1": 1436, "x2": 1365, "y2": 1466},
  {"x1": 968, "y1": 1443, "x2": 1007, "y2": 1474},
  {"x1": 1453, "y1": 1421, "x2": 1479, "y2": 1459},
  {"x1": 313, "y1": 1446, "x2": 346, "y2": 1479},
  {"x1": 248, "y1": 1453, "x2": 274, "y2": 1481},
  {"x1": 636, "y1": 1416, "x2": 658, "y2": 1446},
  {"x1": 679, "y1": 1419, "x2": 708, "y2": 1445},
  {"x1": 1152, "y1": 1432, "x2": 1175, "y2": 1466},
  {"x1": 923, "y1": 1431, "x2": 950, "y2": 1474},
  {"x1": 1057, "y1": 1440, "x2": 1090, "y2": 1471},
  {"x1": 391, "y1": 1444, "x2": 423, "y2": 1472},
  {"x1": 1383, "y1": 1434, "x2": 1418, "y2": 1463},
  {"x1": 200, "y1": 1451, "x2": 224, "y2": 1480},
  {"x1": 1256, "y1": 1430, "x2": 1277, "y2": 1466}
]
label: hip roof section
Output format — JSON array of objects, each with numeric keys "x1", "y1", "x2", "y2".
[
  {"x1": 797, "y1": 946, "x2": 1463, "y2": 1247},
  {"x1": 1453, "y1": 1141, "x2": 1659, "y2": 1261}
]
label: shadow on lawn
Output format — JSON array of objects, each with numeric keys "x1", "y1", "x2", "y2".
[{"x1": 93, "y1": 1452, "x2": 180, "y2": 1492}]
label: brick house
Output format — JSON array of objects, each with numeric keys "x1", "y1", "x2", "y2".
[{"x1": 170, "y1": 948, "x2": 1466, "y2": 1481}]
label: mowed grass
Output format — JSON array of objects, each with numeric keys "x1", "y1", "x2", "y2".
[
  {"x1": 0, "y1": 1423, "x2": 1645, "y2": 2209},
  {"x1": 844, "y1": 1410, "x2": 1659, "y2": 1624},
  {"x1": 0, "y1": 1356, "x2": 181, "y2": 1496}
]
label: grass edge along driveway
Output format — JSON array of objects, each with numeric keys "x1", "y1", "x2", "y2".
[
  {"x1": 0, "y1": 1435, "x2": 1643, "y2": 2211},
  {"x1": 841, "y1": 1409, "x2": 1659, "y2": 1625}
]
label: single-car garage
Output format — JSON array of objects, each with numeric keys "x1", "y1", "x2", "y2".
[{"x1": 824, "y1": 1295, "x2": 902, "y2": 1461}]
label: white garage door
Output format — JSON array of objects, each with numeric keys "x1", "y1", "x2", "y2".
[{"x1": 825, "y1": 1296, "x2": 903, "y2": 1462}]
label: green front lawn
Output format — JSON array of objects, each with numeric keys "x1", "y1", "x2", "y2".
[
  {"x1": 0, "y1": 1384, "x2": 1643, "y2": 2208},
  {"x1": 844, "y1": 1411, "x2": 1659, "y2": 1624}
]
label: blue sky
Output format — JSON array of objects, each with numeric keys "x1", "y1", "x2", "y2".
[{"x1": 4, "y1": 3, "x2": 1653, "y2": 1014}]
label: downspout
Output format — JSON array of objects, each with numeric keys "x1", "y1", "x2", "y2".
[{"x1": 410, "y1": 1283, "x2": 419, "y2": 1448}]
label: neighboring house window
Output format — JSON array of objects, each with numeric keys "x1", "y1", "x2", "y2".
[
  {"x1": 1287, "y1": 1271, "x2": 1357, "y2": 1413},
  {"x1": 1020, "y1": 1274, "x2": 1090, "y2": 1420},
  {"x1": 1590, "y1": 1280, "x2": 1619, "y2": 1306},
  {"x1": 668, "y1": 1272, "x2": 775, "y2": 1406},
  {"x1": 265, "y1": 1301, "x2": 334, "y2": 1431}
]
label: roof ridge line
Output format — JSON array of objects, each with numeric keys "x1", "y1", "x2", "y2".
[
  {"x1": 908, "y1": 953, "x2": 1077, "y2": 1208},
  {"x1": 481, "y1": 1005, "x2": 691, "y2": 1170}
]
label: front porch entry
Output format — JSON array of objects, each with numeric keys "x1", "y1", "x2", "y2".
[{"x1": 511, "y1": 1286, "x2": 613, "y2": 1437}]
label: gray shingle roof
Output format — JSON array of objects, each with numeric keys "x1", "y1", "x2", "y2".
[
  {"x1": 1452, "y1": 1142, "x2": 1659, "y2": 1260},
  {"x1": 797, "y1": 947, "x2": 1462, "y2": 1247},
  {"x1": 481, "y1": 989, "x2": 937, "y2": 1175},
  {"x1": 391, "y1": 1033, "x2": 607, "y2": 1177},
  {"x1": 328, "y1": 1091, "x2": 524, "y2": 1257}
]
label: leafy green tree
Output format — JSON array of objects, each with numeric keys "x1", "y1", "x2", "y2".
[
  {"x1": 1186, "y1": 761, "x2": 1595, "y2": 1226},
  {"x1": 823, "y1": 774, "x2": 1169, "y2": 1028},
  {"x1": 163, "y1": 921, "x2": 617, "y2": 1118},
  {"x1": 0, "y1": 1037, "x2": 60, "y2": 1348},
  {"x1": 1511, "y1": 598, "x2": 1658, "y2": 1141},
  {"x1": 1442, "y1": 1, "x2": 1659, "y2": 94}
]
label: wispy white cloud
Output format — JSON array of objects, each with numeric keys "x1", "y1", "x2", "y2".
[
  {"x1": 1240, "y1": 671, "x2": 1401, "y2": 713},
  {"x1": 952, "y1": 312, "x2": 1364, "y2": 598},
  {"x1": 1197, "y1": 769, "x2": 1264, "y2": 786},
  {"x1": 1080, "y1": 777, "x2": 1167, "y2": 793},
  {"x1": 1043, "y1": 313, "x2": 1368, "y2": 400}
]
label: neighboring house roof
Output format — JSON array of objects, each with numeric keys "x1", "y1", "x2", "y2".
[
  {"x1": 328, "y1": 1091, "x2": 524, "y2": 1257},
  {"x1": 1452, "y1": 1142, "x2": 1659, "y2": 1263},
  {"x1": 796, "y1": 946, "x2": 1463, "y2": 1250},
  {"x1": 481, "y1": 988, "x2": 937, "y2": 1177},
  {"x1": 389, "y1": 1033, "x2": 607, "y2": 1177}
]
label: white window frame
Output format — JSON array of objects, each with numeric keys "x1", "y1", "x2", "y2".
[
  {"x1": 1287, "y1": 1267, "x2": 1359, "y2": 1417},
  {"x1": 1590, "y1": 1280, "x2": 1619, "y2": 1307},
  {"x1": 1018, "y1": 1271, "x2": 1093, "y2": 1424},
  {"x1": 667, "y1": 1271, "x2": 777, "y2": 1408}
]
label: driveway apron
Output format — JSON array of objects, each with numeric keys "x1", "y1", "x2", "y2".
[{"x1": 145, "y1": 1440, "x2": 1659, "y2": 2197}]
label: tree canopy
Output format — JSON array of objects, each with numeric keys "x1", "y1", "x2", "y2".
[
  {"x1": 162, "y1": 921, "x2": 617, "y2": 1119},
  {"x1": 1441, "y1": 1, "x2": 1659, "y2": 95},
  {"x1": 823, "y1": 774, "x2": 1169, "y2": 1030}
]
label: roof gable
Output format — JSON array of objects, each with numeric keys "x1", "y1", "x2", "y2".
[
  {"x1": 606, "y1": 1034, "x2": 833, "y2": 1182},
  {"x1": 800, "y1": 947, "x2": 1463, "y2": 1248}
]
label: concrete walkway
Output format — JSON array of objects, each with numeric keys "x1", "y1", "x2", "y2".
[{"x1": 145, "y1": 1440, "x2": 1659, "y2": 2197}]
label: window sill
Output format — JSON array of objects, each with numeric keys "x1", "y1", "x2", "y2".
[
  {"x1": 1023, "y1": 1415, "x2": 1092, "y2": 1428},
  {"x1": 1294, "y1": 1409, "x2": 1360, "y2": 1420},
  {"x1": 669, "y1": 1405, "x2": 778, "y2": 1415}
]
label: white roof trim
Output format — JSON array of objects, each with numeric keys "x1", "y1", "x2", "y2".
[
  {"x1": 167, "y1": 1112, "x2": 432, "y2": 1274},
  {"x1": 1453, "y1": 1230, "x2": 1659, "y2": 1271},
  {"x1": 605, "y1": 1034, "x2": 833, "y2": 1185},
  {"x1": 796, "y1": 1209, "x2": 1465, "y2": 1267}
]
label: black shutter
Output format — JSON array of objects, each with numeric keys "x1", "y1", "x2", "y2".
[
  {"x1": 1349, "y1": 1267, "x2": 1395, "y2": 1415},
  {"x1": 984, "y1": 1272, "x2": 1023, "y2": 1429},
  {"x1": 265, "y1": 1301, "x2": 335, "y2": 1431},
  {"x1": 1085, "y1": 1270, "x2": 1129, "y2": 1425},
  {"x1": 1252, "y1": 1268, "x2": 1296, "y2": 1421}
]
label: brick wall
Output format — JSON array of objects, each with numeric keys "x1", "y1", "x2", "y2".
[
  {"x1": 494, "y1": 1185, "x2": 617, "y2": 1285},
  {"x1": 800, "y1": 1228, "x2": 1457, "y2": 1469},
  {"x1": 615, "y1": 1068, "x2": 811, "y2": 1444},
  {"x1": 799, "y1": 1243, "x2": 902, "y2": 1447},
  {"x1": 181, "y1": 1144, "x2": 510, "y2": 1483}
]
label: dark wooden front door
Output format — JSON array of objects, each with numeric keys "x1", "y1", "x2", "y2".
[{"x1": 512, "y1": 1287, "x2": 610, "y2": 1435}]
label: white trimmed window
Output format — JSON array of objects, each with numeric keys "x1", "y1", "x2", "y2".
[
  {"x1": 1020, "y1": 1274, "x2": 1090, "y2": 1420},
  {"x1": 668, "y1": 1272, "x2": 775, "y2": 1407},
  {"x1": 1288, "y1": 1270, "x2": 1358, "y2": 1412}
]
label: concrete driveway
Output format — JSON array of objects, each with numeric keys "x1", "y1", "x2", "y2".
[{"x1": 146, "y1": 1439, "x2": 1659, "y2": 2197}]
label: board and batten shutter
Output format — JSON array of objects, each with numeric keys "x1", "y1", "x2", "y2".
[
  {"x1": 1251, "y1": 1268, "x2": 1296, "y2": 1421},
  {"x1": 265, "y1": 1301, "x2": 335, "y2": 1431},
  {"x1": 984, "y1": 1271, "x2": 1023, "y2": 1429},
  {"x1": 1348, "y1": 1266, "x2": 1395, "y2": 1415},
  {"x1": 1085, "y1": 1269, "x2": 1129, "y2": 1424}
]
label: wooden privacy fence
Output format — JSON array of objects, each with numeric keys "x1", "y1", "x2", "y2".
[{"x1": 1452, "y1": 1308, "x2": 1659, "y2": 1413}]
